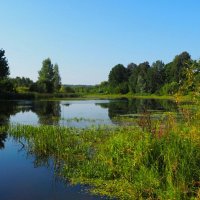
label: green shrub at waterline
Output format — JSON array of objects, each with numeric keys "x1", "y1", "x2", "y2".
[{"x1": 4, "y1": 124, "x2": 200, "y2": 200}]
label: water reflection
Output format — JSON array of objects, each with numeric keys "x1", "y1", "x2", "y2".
[
  {"x1": 0, "y1": 101, "x2": 19, "y2": 125},
  {"x1": 0, "y1": 132, "x2": 7, "y2": 149},
  {"x1": 0, "y1": 99, "x2": 177, "y2": 127},
  {"x1": 31, "y1": 101, "x2": 61, "y2": 125},
  {"x1": 0, "y1": 101, "x2": 21, "y2": 149},
  {"x1": 0, "y1": 100, "x2": 61, "y2": 125},
  {"x1": 0, "y1": 137, "x2": 102, "y2": 200},
  {"x1": 96, "y1": 98, "x2": 177, "y2": 119},
  {"x1": 0, "y1": 99, "x2": 179, "y2": 199}
]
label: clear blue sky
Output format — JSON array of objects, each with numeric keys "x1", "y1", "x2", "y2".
[{"x1": 1, "y1": 0, "x2": 200, "y2": 85}]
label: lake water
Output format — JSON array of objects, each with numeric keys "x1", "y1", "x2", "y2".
[{"x1": 0, "y1": 98, "x2": 177, "y2": 199}]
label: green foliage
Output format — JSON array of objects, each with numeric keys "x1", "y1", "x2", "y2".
[
  {"x1": 7, "y1": 116, "x2": 200, "y2": 199},
  {"x1": 60, "y1": 85, "x2": 75, "y2": 93},
  {"x1": 128, "y1": 64, "x2": 139, "y2": 93},
  {"x1": 95, "y1": 81, "x2": 109, "y2": 94},
  {"x1": 11, "y1": 76, "x2": 33, "y2": 90},
  {"x1": 72, "y1": 85, "x2": 94, "y2": 94},
  {"x1": 15, "y1": 77, "x2": 33, "y2": 87},
  {"x1": 37, "y1": 58, "x2": 62, "y2": 93},
  {"x1": 0, "y1": 49, "x2": 13, "y2": 93},
  {"x1": 16, "y1": 86, "x2": 30, "y2": 93},
  {"x1": 147, "y1": 60, "x2": 165, "y2": 93},
  {"x1": 29, "y1": 82, "x2": 40, "y2": 92},
  {"x1": 0, "y1": 92, "x2": 80, "y2": 100},
  {"x1": 135, "y1": 62, "x2": 150, "y2": 93},
  {"x1": 106, "y1": 51, "x2": 199, "y2": 96},
  {"x1": 159, "y1": 82, "x2": 179, "y2": 95},
  {"x1": 127, "y1": 63, "x2": 137, "y2": 78},
  {"x1": 0, "y1": 49, "x2": 9, "y2": 79},
  {"x1": 0, "y1": 78, "x2": 14, "y2": 92},
  {"x1": 53, "y1": 64, "x2": 61, "y2": 92},
  {"x1": 165, "y1": 51, "x2": 191, "y2": 83},
  {"x1": 38, "y1": 58, "x2": 54, "y2": 93},
  {"x1": 108, "y1": 64, "x2": 128, "y2": 86},
  {"x1": 113, "y1": 82, "x2": 129, "y2": 94},
  {"x1": 108, "y1": 64, "x2": 129, "y2": 93},
  {"x1": 1, "y1": 48, "x2": 200, "y2": 98}
]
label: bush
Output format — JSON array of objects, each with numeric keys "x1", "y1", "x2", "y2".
[
  {"x1": 59, "y1": 86, "x2": 75, "y2": 93},
  {"x1": 110, "y1": 82, "x2": 129, "y2": 94},
  {"x1": 159, "y1": 82, "x2": 179, "y2": 95},
  {"x1": 0, "y1": 79, "x2": 15, "y2": 93}
]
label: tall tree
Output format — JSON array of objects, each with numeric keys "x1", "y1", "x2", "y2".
[
  {"x1": 38, "y1": 58, "x2": 54, "y2": 93},
  {"x1": 0, "y1": 49, "x2": 14, "y2": 93},
  {"x1": 108, "y1": 64, "x2": 128, "y2": 86},
  {"x1": 165, "y1": 51, "x2": 191, "y2": 83},
  {"x1": 11, "y1": 76, "x2": 33, "y2": 88},
  {"x1": 0, "y1": 49, "x2": 9, "y2": 79},
  {"x1": 136, "y1": 62, "x2": 150, "y2": 93},
  {"x1": 127, "y1": 63, "x2": 137, "y2": 78},
  {"x1": 147, "y1": 60, "x2": 165, "y2": 93},
  {"x1": 108, "y1": 64, "x2": 129, "y2": 93},
  {"x1": 53, "y1": 64, "x2": 61, "y2": 92},
  {"x1": 129, "y1": 64, "x2": 139, "y2": 93}
]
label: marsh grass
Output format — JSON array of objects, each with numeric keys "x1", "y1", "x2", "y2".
[
  {"x1": 1, "y1": 90, "x2": 200, "y2": 199},
  {"x1": 84, "y1": 93, "x2": 173, "y2": 100},
  {"x1": 3, "y1": 110, "x2": 200, "y2": 200},
  {"x1": 60, "y1": 117, "x2": 106, "y2": 123}
]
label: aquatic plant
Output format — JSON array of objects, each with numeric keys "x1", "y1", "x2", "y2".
[{"x1": 5, "y1": 116, "x2": 200, "y2": 200}]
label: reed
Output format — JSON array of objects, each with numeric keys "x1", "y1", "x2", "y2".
[{"x1": 6, "y1": 114, "x2": 200, "y2": 200}]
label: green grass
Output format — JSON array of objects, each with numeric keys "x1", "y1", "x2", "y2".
[
  {"x1": 83, "y1": 93, "x2": 174, "y2": 100},
  {"x1": 1, "y1": 94, "x2": 200, "y2": 199},
  {"x1": 0, "y1": 91, "x2": 81, "y2": 100},
  {"x1": 3, "y1": 113, "x2": 200, "y2": 200}
]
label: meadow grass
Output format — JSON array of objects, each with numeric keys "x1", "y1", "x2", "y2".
[
  {"x1": 3, "y1": 106, "x2": 199, "y2": 200},
  {"x1": 84, "y1": 93, "x2": 174, "y2": 100},
  {"x1": 0, "y1": 94, "x2": 199, "y2": 199}
]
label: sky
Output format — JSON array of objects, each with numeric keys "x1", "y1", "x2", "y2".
[{"x1": 1, "y1": 0, "x2": 200, "y2": 85}]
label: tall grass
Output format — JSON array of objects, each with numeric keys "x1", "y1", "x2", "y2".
[
  {"x1": 6, "y1": 113, "x2": 200, "y2": 200},
  {"x1": 0, "y1": 91, "x2": 80, "y2": 100}
]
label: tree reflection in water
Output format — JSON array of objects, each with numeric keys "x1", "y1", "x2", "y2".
[
  {"x1": 31, "y1": 101, "x2": 61, "y2": 125},
  {"x1": 0, "y1": 98, "x2": 177, "y2": 129},
  {"x1": 0, "y1": 99, "x2": 178, "y2": 149},
  {"x1": 96, "y1": 98, "x2": 178, "y2": 121},
  {"x1": 0, "y1": 100, "x2": 21, "y2": 149},
  {"x1": 0, "y1": 132, "x2": 7, "y2": 149}
]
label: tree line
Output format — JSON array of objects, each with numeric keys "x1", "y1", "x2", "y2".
[
  {"x1": 0, "y1": 49, "x2": 62, "y2": 94},
  {"x1": 94, "y1": 51, "x2": 200, "y2": 95},
  {"x1": 1, "y1": 48, "x2": 200, "y2": 96}
]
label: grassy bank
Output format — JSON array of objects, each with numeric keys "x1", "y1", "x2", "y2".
[
  {"x1": 84, "y1": 93, "x2": 174, "y2": 100},
  {"x1": 2, "y1": 104, "x2": 199, "y2": 199},
  {"x1": 0, "y1": 90, "x2": 175, "y2": 101},
  {"x1": 0, "y1": 92, "x2": 80, "y2": 100},
  {"x1": 0, "y1": 91, "x2": 196, "y2": 103}
]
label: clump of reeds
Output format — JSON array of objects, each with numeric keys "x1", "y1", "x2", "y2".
[{"x1": 5, "y1": 119, "x2": 200, "y2": 199}]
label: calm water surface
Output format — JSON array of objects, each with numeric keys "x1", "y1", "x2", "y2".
[{"x1": 0, "y1": 99, "x2": 177, "y2": 199}]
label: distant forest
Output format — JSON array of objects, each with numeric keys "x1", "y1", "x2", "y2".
[
  {"x1": 90, "y1": 51, "x2": 200, "y2": 95},
  {"x1": 0, "y1": 49, "x2": 199, "y2": 96}
]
